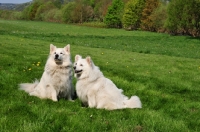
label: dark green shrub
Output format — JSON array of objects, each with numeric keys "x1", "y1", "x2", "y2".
[
  {"x1": 22, "y1": 1, "x2": 40, "y2": 20},
  {"x1": 104, "y1": 0, "x2": 124, "y2": 28},
  {"x1": 166, "y1": 0, "x2": 200, "y2": 37}
]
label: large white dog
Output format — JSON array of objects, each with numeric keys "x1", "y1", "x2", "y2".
[
  {"x1": 74, "y1": 55, "x2": 142, "y2": 110},
  {"x1": 19, "y1": 44, "x2": 75, "y2": 101}
]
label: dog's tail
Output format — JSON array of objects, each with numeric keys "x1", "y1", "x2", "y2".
[
  {"x1": 123, "y1": 96, "x2": 142, "y2": 108},
  {"x1": 19, "y1": 80, "x2": 39, "y2": 93}
]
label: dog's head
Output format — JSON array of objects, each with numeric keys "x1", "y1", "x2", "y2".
[
  {"x1": 50, "y1": 44, "x2": 70, "y2": 64},
  {"x1": 73, "y1": 55, "x2": 94, "y2": 79}
]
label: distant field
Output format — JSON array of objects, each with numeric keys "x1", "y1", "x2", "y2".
[{"x1": 0, "y1": 20, "x2": 200, "y2": 131}]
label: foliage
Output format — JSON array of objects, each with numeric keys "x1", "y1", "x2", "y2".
[
  {"x1": 0, "y1": 10, "x2": 22, "y2": 20},
  {"x1": 140, "y1": 0, "x2": 160, "y2": 31},
  {"x1": 0, "y1": 10, "x2": 13, "y2": 19},
  {"x1": 150, "y1": 3, "x2": 167, "y2": 32},
  {"x1": 74, "y1": 1, "x2": 94, "y2": 23},
  {"x1": 104, "y1": 0, "x2": 124, "y2": 28},
  {"x1": 61, "y1": 2, "x2": 76, "y2": 23},
  {"x1": 35, "y1": 2, "x2": 57, "y2": 21},
  {"x1": 44, "y1": 8, "x2": 62, "y2": 23},
  {"x1": 22, "y1": 1, "x2": 41, "y2": 20},
  {"x1": 166, "y1": 0, "x2": 200, "y2": 37},
  {"x1": 122, "y1": 0, "x2": 145, "y2": 30},
  {"x1": 1, "y1": 0, "x2": 200, "y2": 37},
  {"x1": 0, "y1": 20, "x2": 200, "y2": 131},
  {"x1": 93, "y1": 0, "x2": 112, "y2": 22}
]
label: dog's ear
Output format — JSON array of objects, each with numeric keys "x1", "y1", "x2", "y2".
[
  {"x1": 64, "y1": 44, "x2": 70, "y2": 53},
  {"x1": 50, "y1": 44, "x2": 56, "y2": 54},
  {"x1": 86, "y1": 56, "x2": 93, "y2": 67},
  {"x1": 75, "y1": 55, "x2": 82, "y2": 62}
]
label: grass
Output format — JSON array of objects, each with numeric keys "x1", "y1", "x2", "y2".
[{"x1": 0, "y1": 19, "x2": 200, "y2": 132}]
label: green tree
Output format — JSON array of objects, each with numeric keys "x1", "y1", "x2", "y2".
[
  {"x1": 35, "y1": 2, "x2": 57, "y2": 21},
  {"x1": 166, "y1": 0, "x2": 200, "y2": 37},
  {"x1": 104, "y1": 0, "x2": 124, "y2": 28},
  {"x1": 22, "y1": 1, "x2": 40, "y2": 20},
  {"x1": 150, "y1": 3, "x2": 167, "y2": 32},
  {"x1": 122, "y1": 0, "x2": 145, "y2": 30},
  {"x1": 61, "y1": 2, "x2": 76, "y2": 23}
]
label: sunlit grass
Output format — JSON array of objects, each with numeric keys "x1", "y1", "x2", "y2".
[{"x1": 0, "y1": 20, "x2": 200, "y2": 131}]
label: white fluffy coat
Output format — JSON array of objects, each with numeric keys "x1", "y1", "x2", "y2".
[
  {"x1": 19, "y1": 44, "x2": 74, "y2": 101},
  {"x1": 74, "y1": 55, "x2": 142, "y2": 110}
]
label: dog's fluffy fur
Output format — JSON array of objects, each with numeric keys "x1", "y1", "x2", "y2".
[
  {"x1": 74, "y1": 55, "x2": 142, "y2": 110},
  {"x1": 19, "y1": 44, "x2": 74, "y2": 101}
]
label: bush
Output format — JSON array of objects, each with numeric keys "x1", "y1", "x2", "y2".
[
  {"x1": 35, "y1": 2, "x2": 57, "y2": 21},
  {"x1": 61, "y1": 2, "x2": 76, "y2": 23},
  {"x1": 140, "y1": 0, "x2": 160, "y2": 31},
  {"x1": 104, "y1": 0, "x2": 124, "y2": 28},
  {"x1": 21, "y1": 1, "x2": 40, "y2": 20},
  {"x1": 122, "y1": 0, "x2": 145, "y2": 30},
  {"x1": 166, "y1": 0, "x2": 200, "y2": 37},
  {"x1": 150, "y1": 4, "x2": 167, "y2": 32},
  {"x1": 12, "y1": 11, "x2": 23, "y2": 20},
  {"x1": 0, "y1": 10, "x2": 13, "y2": 19},
  {"x1": 62, "y1": 2, "x2": 94, "y2": 23},
  {"x1": 44, "y1": 8, "x2": 62, "y2": 23},
  {"x1": 0, "y1": 10, "x2": 22, "y2": 20}
]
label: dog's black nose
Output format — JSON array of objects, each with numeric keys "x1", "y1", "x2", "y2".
[
  {"x1": 73, "y1": 66, "x2": 76, "y2": 70},
  {"x1": 55, "y1": 54, "x2": 59, "y2": 59}
]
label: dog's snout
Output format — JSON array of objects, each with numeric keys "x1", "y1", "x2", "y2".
[
  {"x1": 55, "y1": 54, "x2": 59, "y2": 59},
  {"x1": 73, "y1": 66, "x2": 76, "y2": 70}
]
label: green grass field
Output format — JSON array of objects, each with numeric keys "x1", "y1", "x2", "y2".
[{"x1": 0, "y1": 20, "x2": 200, "y2": 132}]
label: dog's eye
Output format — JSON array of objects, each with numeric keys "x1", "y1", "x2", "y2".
[
  {"x1": 80, "y1": 64, "x2": 83, "y2": 66},
  {"x1": 75, "y1": 63, "x2": 77, "y2": 65},
  {"x1": 54, "y1": 52, "x2": 56, "y2": 54},
  {"x1": 60, "y1": 52, "x2": 63, "y2": 54}
]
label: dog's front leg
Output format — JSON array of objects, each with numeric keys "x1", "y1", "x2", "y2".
[
  {"x1": 51, "y1": 89, "x2": 58, "y2": 101},
  {"x1": 87, "y1": 91, "x2": 96, "y2": 108}
]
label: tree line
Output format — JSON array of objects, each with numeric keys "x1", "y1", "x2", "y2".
[{"x1": 0, "y1": 0, "x2": 199, "y2": 37}]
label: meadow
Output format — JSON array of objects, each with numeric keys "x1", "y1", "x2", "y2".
[{"x1": 0, "y1": 20, "x2": 200, "y2": 132}]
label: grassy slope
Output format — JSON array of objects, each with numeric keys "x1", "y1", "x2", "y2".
[{"x1": 0, "y1": 20, "x2": 200, "y2": 131}]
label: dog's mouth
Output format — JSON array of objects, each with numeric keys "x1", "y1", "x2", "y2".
[
  {"x1": 54, "y1": 58, "x2": 63, "y2": 65},
  {"x1": 75, "y1": 70, "x2": 83, "y2": 74},
  {"x1": 54, "y1": 58, "x2": 62, "y2": 61}
]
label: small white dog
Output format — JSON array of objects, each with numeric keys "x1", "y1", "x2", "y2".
[
  {"x1": 74, "y1": 55, "x2": 142, "y2": 110},
  {"x1": 19, "y1": 44, "x2": 75, "y2": 101}
]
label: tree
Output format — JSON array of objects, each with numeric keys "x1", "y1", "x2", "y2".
[
  {"x1": 122, "y1": 0, "x2": 145, "y2": 30},
  {"x1": 61, "y1": 2, "x2": 76, "y2": 23},
  {"x1": 166, "y1": 0, "x2": 200, "y2": 37},
  {"x1": 28, "y1": 2, "x2": 41, "y2": 20},
  {"x1": 150, "y1": 3, "x2": 167, "y2": 32},
  {"x1": 104, "y1": 0, "x2": 124, "y2": 28},
  {"x1": 140, "y1": 0, "x2": 160, "y2": 31},
  {"x1": 93, "y1": 0, "x2": 112, "y2": 22},
  {"x1": 35, "y1": 2, "x2": 57, "y2": 21}
]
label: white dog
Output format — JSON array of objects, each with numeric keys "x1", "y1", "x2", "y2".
[
  {"x1": 74, "y1": 55, "x2": 142, "y2": 110},
  {"x1": 19, "y1": 44, "x2": 75, "y2": 101}
]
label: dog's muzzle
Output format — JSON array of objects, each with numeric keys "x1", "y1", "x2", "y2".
[
  {"x1": 74, "y1": 66, "x2": 82, "y2": 74},
  {"x1": 74, "y1": 70, "x2": 82, "y2": 74},
  {"x1": 54, "y1": 54, "x2": 61, "y2": 61}
]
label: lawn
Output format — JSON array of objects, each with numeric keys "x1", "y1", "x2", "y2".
[{"x1": 0, "y1": 20, "x2": 200, "y2": 132}]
